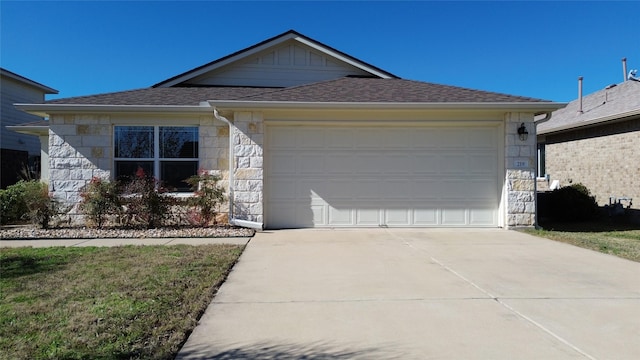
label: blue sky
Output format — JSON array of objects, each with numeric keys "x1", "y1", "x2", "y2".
[{"x1": 1, "y1": 1, "x2": 638, "y2": 102}]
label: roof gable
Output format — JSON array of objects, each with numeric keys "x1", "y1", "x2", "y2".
[
  {"x1": 153, "y1": 30, "x2": 398, "y2": 88},
  {"x1": 1, "y1": 68, "x2": 58, "y2": 94}
]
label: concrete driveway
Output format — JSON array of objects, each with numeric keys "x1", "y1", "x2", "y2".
[{"x1": 177, "y1": 229, "x2": 640, "y2": 360}]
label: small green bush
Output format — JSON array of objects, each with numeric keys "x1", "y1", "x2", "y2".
[
  {"x1": 547, "y1": 183, "x2": 599, "y2": 221},
  {"x1": 0, "y1": 181, "x2": 30, "y2": 225},
  {"x1": 79, "y1": 177, "x2": 122, "y2": 228},
  {"x1": 185, "y1": 170, "x2": 226, "y2": 226}
]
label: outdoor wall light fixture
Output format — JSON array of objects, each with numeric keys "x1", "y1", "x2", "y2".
[{"x1": 517, "y1": 123, "x2": 529, "y2": 141}]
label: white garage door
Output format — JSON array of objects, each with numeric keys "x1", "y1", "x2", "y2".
[{"x1": 265, "y1": 125, "x2": 500, "y2": 228}]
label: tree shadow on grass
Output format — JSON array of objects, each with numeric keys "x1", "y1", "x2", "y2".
[
  {"x1": 0, "y1": 252, "x2": 73, "y2": 279},
  {"x1": 176, "y1": 340, "x2": 405, "y2": 360}
]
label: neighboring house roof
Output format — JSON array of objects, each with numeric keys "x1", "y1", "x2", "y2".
[
  {"x1": 0, "y1": 68, "x2": 58, "y2": 94},
  {"x1": 153, "y1": 30, "x2": 399, "y2": 88},
  {"x1": 538, "y1": 79, "x2": 640, "y2": 135}
]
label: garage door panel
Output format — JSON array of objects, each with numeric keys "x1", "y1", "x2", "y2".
[
  {"x1": 469, "y1": 205, "x2": 497, "y2": 226},
  {"x1": 297, "y1": 128, "x2": 325, "y2": 148},
  {"x1": 328, "y1": 205, "x2": 353, "y2": 225},
  {"x1": 271, "y1": 152, "x2": 297, "y2": 174},
  {"x1": 266, "y1": 125, "x2": 499, "y2": 228},
  {"x1": 413, "y1": 208, "x2": 439, "y2": 225},
  {"x1": 325, "y1": 129, "x2": 353, "y2": 148},
  {"x1": 356, "y1": 208, "x2": 380, "y2": 225},
  {"x1": 441, "y1": 207, "x2": 467, "y2": 225},
  {"x1": 384, "y1": 208, "x2": 411, "y2": 226}
]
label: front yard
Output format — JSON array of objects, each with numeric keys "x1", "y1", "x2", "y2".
[
  {"x1": 523, "y1": 221, "x2": 640, "y2": 262},
  {"x1": 0, "y1": 244, "x2": 244, "y2": 360}
]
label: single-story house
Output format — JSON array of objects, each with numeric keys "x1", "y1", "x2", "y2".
[
  {"x1": 537, "y1": 75, "x2": 640, "y2": 218},
  {"x1": 1, "y1": 68, "x2": 58, "y2": 187},
  {"x1": 14, "y1": 30, "x2": 564, "y2": 229}
]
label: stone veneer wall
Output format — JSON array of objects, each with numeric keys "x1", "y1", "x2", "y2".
[
  {"x1": 48, "y1": 113, "x2": 227, "y2": 224},
  {"x1": 504, "y1": 112, "x2": 536, "y2": 227},
  {"x1": 230, "y1": 111, "x2": 264, "y2": 224},
  {"x1": 48, "y1": 115, "x2": 112, "y2": 221},
  {"x1": 543, "y1": 118, "x2": 640, "y2": 209}
]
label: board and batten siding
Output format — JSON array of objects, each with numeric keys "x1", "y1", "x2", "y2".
[{"x1": 184, "y1": 42, "x2": 372, "y2": 88}]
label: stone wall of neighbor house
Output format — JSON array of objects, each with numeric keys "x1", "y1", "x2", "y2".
[
  {"x1": 505, "y1": 112, "x2": 536, "y2": 227},
  {"x1": 230, "y1": 111, "x2": 264, "y2": 224},
  {"x1": 544, "y1": 118, "x2": 640, "y2": 212}
]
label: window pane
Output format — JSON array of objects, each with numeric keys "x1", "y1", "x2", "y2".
[
  {"x1": 161, "y1": 161, "x2": 198, "y2": 192},
  {"x1": 115, "y1": 126, "x2": 153, "y2": 158},
  {"x1": 115, "y1": 161, "x2": 154, "y2": 182},
  {"x1": 160, "y1": 127, "x2": 198, "y2": 158}
]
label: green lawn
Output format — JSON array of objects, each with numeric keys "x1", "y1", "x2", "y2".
[
  {"x1": 0, "y1": 245, "x2": 244, "y2": 360},
  {"x1": 522, "y1": 222, "x2": 640, "y2": 262}
]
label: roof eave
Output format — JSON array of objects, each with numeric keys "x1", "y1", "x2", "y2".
[
  {"x1": 14, "y1": 103, "x2": 214, "y2": 117},
  {"x1": 5, "y1": 125, "x2": 49, "y2": 136},
  {"x1": 209, "y1": 100, "x2": 567, "y2": 112}
]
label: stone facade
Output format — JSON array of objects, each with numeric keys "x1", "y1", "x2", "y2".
[
  {"x1": 230, "y1": 112, "x2": 264, "y2": 224},
  {"x1": 48, "y1": 115, "x2": 111, "y2": 214},
  {"x1": 504, "y1": 112, "x2": 536, "y2": 227},
  {"x1": 542, "y1": 118, "x2": 639, "y2": 209}
]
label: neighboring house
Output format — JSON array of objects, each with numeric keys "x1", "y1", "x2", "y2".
[
  {"x1": 537, "y1": 77, "x2": 640, "y2": 218},
  {"x1": 1, "y1": 68, "x2": 58, "y2": 188},
  {"x1": 14, "y1": 30, "x2": 564, "y2": 229}
]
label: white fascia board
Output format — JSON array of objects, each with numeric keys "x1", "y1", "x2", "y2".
[
  {"x1": 538, "y1": 108, "x2": 640, "y2": 135},
  {"x1": 14, "y1": 103, "x2": 213, "y2": 117},
  {"x1": 209, "y1": 100, "x2": 567, "y2": 112},
  {"x1": 293, "y1": 36, "x2": 393, "y2": 79}
]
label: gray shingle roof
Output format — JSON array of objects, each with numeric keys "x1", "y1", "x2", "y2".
[
  {"x1": 44, "y1": 78, "x2": 551, "y2": 106},
  {"x1": 238, "y1": 77, "x2": 552, "y2": 103},
  {"x1": 45, "y1": 87, "x2": 271, "y2": 106},
  {"x1": 538, "y1": 80, "x2": 640, "y2": 134}
]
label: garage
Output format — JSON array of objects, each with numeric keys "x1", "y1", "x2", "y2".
[{"x1": 265, "y1": 124, "x2": 501, "y2": 228}]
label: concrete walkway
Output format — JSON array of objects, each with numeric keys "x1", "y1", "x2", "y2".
[
  {"x1": 176, "y1": 229, "x2": 640, "y2": 360},
  {"x1": 0, "y1": 237, "x2": 250, "y2": 247}
]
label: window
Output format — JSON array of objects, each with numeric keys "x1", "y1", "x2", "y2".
[
  {"x1": 537, "y1": 143, "x2": 546, "y2": 178},
  {"x1": 114, "y1": 126, "x2": 198, "y2": 192}
]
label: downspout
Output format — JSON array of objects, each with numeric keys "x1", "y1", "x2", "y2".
[
  {"x1": 212, "y1": 107, "x2": 263, "y2": 230},
  {"x1": 533, "y1": 111, "x2": 553, "y2": 229}
]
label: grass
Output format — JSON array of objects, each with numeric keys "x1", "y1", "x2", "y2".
[
  {"x1": 0, "y1": 244, "x2": 244, "y2": 360},
  {"x1": 522, "y1": 220, "x2": 640, "y2": 262}
]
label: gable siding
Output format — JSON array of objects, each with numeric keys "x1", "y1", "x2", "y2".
[
  {"x1": 1, "y1": 76, "x2": 46, "y2": 155},
  {"x1": 184, "y1": 42, "x2": 372, "y2": 87}
]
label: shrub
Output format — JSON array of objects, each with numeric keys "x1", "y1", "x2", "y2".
[
  {"x1": 21, "y1": 181, "x2": 63, "y2": 229},
  {"x1": 121, "y1": 170, "x2": 175, "y2": 228},
  {"x1": 79, "y1": 177, "x2": 122, "y2": 228},
  {"x1": 0, "y1": 181, "x2": 30, "y2": 225},
  {"x1": 547, "y1": 183, "x2": 599, "y2": 221},
  {"x1": 185, "y1": 170, "x2": 226, "y2": 226}
]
